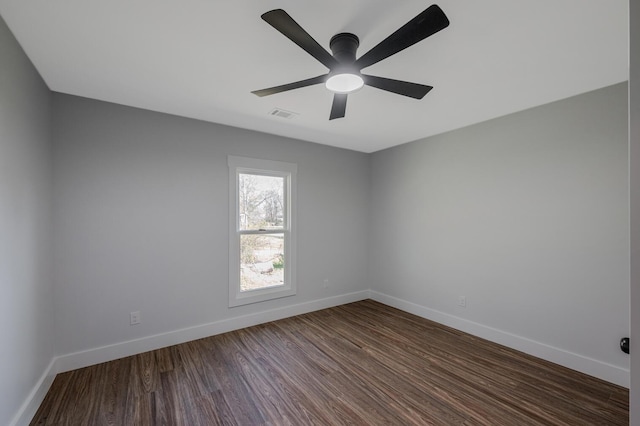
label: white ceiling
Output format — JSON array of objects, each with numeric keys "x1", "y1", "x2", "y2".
[{"x1": 0, "y1": 1, "x2": 629, "y2": 153}]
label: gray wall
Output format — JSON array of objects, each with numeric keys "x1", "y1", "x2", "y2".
[
  {"x1": 0, "y1": 15, "x2": 53, "y2": 426},
  {"x1": 370, "y1": 83, "x2": 629, "y2": 377},
  {"x1": 51, "y1": 94, "x2": 370, "y2": 356},
  {"x1": 630, "y1": 2, "x2": 639, "y2": 424}
]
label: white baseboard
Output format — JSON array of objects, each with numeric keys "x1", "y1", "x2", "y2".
[
  {"x1": 369, "y1": 290, "x2": 629, "y2": 388},
  {"x1": 9, "y1": 358, "x2": 57, "y2": 426},
  {"x1": 54, "y1": 290, "x2": 370, "y2": 374}
]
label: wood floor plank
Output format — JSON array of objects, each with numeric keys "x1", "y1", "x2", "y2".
[
  {"x1": 100, "y1": 357, "x2": 131, "y2": 425},
  {"x1": 153, "y1": 346, "x2": 175, "y2": 374},
  {"x1": 247, "y1": 327, "x2": 365, "y2": 424},
  {"x1": 31, "y1": 300, "x2": 629, "y2": 425}
]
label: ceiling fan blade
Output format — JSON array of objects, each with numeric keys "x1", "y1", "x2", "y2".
[
  {"x1": 252, "y1": 74, "x2": 328, "y2": 97},
  {"x1": 362, "y1": 74, "x2": 433, "y2": 99},
  {"x1": 329, "y1": 94, "x2": 347, "y2": 120},
  {"x1": 261, "y1": 9, "x2": 338, "y2": 70},
  {"x1": 354, "y1": 4, "x2": 449, "y2": 71}
]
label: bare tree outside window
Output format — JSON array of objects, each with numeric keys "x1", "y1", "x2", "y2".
[{"x1": 239, "y1": 173, "x2": 285, "y2": 291}]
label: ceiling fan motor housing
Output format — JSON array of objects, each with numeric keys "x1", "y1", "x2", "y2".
[{"x1": 329, "y1": 33, "x2": 360, "y2": 65}]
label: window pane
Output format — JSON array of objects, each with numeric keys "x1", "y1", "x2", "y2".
[
  {"x1": 229, "y1": 156, "x2": 296, "y2": 307},
  {"x1": 240, "y1": 233, "x2": 285, "y2": 292},
  {"x1": 239, "y1": 174, "x2": 285, "y2": 230}
]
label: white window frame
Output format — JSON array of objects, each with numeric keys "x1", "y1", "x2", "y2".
[{"x1": 228, "y1": 156, "x2": 297, "y2": 307}]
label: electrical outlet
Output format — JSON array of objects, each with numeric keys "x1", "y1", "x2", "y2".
[
  {"x1": 458, "y1": 296, "x2": 466, "y2": 308},
  {"x1": 130, "y1": 311, "x2": 141, "y2": 325},
  {"x1": 323, "y1": 278, "x2": 329, "y2": 288}
]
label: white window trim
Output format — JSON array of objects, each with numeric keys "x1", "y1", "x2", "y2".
[{"x1": 228, "y1": 155, "x2": 297, "y2": 307}]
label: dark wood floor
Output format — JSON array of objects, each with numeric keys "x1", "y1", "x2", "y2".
[{"x1": 32, "y1": 300, "x2": 628, "y2": 425}]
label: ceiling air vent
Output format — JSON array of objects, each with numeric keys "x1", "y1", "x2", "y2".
[{"x1": 269, "y1": 108, "x2": 298, "y2": 119}]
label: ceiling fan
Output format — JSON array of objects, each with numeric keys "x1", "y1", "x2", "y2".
[{"x1": 252, "y1": 5, "x2": 450, "y2": 120}]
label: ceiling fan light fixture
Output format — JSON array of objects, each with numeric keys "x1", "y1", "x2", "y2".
[{"x1": 325, "y1": 73, "x2": 364, "y2": 94}]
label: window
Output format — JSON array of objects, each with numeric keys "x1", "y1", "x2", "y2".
[{"x1": 228, "y1": 156, "x2": 297, "y2": 307}]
